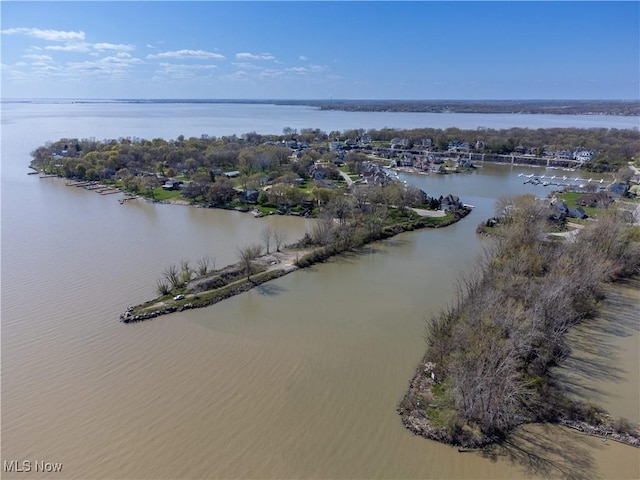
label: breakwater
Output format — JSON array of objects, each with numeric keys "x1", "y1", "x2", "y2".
[
  {"x1": 121, "y1": 268, "x2": 289, "y2": 323},
  {"x1": 120, "y1": 207, "x2": 472, "y2": 323}
]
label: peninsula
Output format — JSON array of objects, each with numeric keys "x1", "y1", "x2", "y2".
[{"x1": 398, "y1": 195, "x2": 640, "y2": 449}]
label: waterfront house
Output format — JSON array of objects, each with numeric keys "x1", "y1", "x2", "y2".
[
  {"x1": 575, "y1": 150, "x2": 595, "y2": 163},
  {"x1": 162, "y1": 180, "x2": 183, "y2": 191},
  {"x1": 241, "y1": 189, "x2": 260, "y2": 203},
  {"x1": 610, "y1": 182, "x2": 629, "y2": 196},
  {"x1": 441, "y1": 194, "x2": 462, "y2": 211}
]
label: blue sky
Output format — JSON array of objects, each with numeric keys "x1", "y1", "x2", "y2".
[{"x1": 1, "y1": 1, "x2": 638, "y2": 100}]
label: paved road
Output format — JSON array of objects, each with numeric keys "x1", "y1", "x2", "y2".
[{"x1": 338, "y1": 169, "x2": 354, "y2": 187}]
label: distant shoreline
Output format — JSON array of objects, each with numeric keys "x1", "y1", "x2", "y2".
[{"x1": 4, "y1": 98, "x2": 639, "y2": 116}]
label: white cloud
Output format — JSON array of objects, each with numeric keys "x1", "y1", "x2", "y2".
[
  {"x1": 299, "y1": 55, "x2": 308, "y2": 61},
  {"x1": 236, "y1": 52, "x2": 276, "y2": 61},
  {"x1": 94, "y1": 42, "x2": 135, "y2": 52},
  {"x1": 44, "y1": 42, "x2": 136, "y2": 54},
  {"x1": 22, "y1": 54, "x2": 53, "y2": 62},
  {"x1": 258, "y1": 69, "x2": 285, "y2": 79},
  {"x1": 148, "y1": 49, "x2": 225, "y2": 60},
  {"x1": 45, "y1": 43, "x2": 91, "y2": 52},
  {"x1": 1, "y1": 27, "x2": 85, "y2": 42},
  {"x1": 285, "y1": 64, "x2": 326, "y2": 75}
]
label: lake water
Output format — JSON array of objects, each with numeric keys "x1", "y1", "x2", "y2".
[{"x1": 1, "y1": 102, "x2": 638, "y2": 479}]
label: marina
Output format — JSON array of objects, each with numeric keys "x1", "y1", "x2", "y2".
[{"x1": 518, "y1": 171, "x2": 612, "y2": 189}]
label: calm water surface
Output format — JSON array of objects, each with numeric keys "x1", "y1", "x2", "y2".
[{"x1": 2, "y1": 103, "x2": 638, "y2": 479}]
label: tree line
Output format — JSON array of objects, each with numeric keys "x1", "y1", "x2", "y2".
[{"x1": 30, "y1": 126, "x2": 639, "y2": 184}]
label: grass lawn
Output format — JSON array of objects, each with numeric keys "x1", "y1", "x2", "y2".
[{"x1": 151, "y1": 187, "x2": 185, "y2": 201}]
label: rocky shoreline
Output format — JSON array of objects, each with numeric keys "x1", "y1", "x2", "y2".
[{"x1": 120, "y1": 268, "x2": 288, "y2": 323}]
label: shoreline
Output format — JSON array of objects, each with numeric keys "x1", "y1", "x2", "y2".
[{"x1": 120, "y1": 207, "x2": 472, "y2": 323}]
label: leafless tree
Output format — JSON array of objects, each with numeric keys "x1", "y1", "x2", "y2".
[
  {"x1": 162, "y1": 264, "x2": 182, "y2": 290},
  {"x1": 196, "y1": 256, "x2": 215, "y2": 276},
  {"x1": 156, "y1": 279, "x2": 171, "y2": 296},
  {"x1": 236, "y1": 244, "x2": 262, "y2": 281},
  {"x1": 261, "y1": 226, "x2": 273, "y2": 254},
  {"x1": 273, "y1": 229, "x2": 287, "y2": 252},
  {"x1": 180, "y1": 259, "x2": 193, "y2": 284},
  {"x1": 310, "y1": 215, "x2": 335, "y2": 246}
]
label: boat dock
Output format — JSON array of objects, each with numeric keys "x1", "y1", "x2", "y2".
[{"x1": 518, "y1": 172, "x2": 611, "y2": 189}]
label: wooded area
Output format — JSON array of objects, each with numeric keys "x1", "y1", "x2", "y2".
[
  {"x1": 399, "y1": 196, "x2": 640, "y2": 447},
  {"x1": 30, "y1": 126, "x2": 639, "y2": 192}
]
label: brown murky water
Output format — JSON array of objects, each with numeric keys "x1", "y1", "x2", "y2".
[{"x1": 2, "y1": 103, "x2": 638, "y2": 479}]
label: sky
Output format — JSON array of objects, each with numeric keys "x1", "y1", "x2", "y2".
[{"x1": 1, "y1": 1, "x2": 639, "y2": 100}]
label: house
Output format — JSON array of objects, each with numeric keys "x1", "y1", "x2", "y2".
[
  {"x1": 448, "y1": 141, "x2": 470, "y2": 152},
  {"x1": 223, "y1": 170, "x2": 240, "y2": 178},
  {"x1": 390, "y1": 138, "x2": 410, "y2": 149},
  {"x1": 576, "y1": 191, "x2": 614, "y2": 209},
  {"x1": 162, "y1": 180, "x2": 183, "y2": 191},
  {"x1": 555, "y1": 150, "x2": 573, "y2": 160},
  {"x1": 397, "y1": 155, "x2": 414, "y2": 167},
  {"x1": 568, "y1": 206, "x2": 588, "y2": 219},
  {"x1": 575, "y1": 150, "x2": 594, "y2": 163},
  {"x1": 362, "y1": 171, "x2": 388, "y2": 186},
  {"x1": 309, "y1": 164, "x2": 327, "y2": 180},
  {"x1": 555, "y1": 202, "x2": 570, "y2": 217},
  {"x1": 240, "y1": 189, "x2": 260, "y2": 203},
  {"x1": 514, "y1": 145, "x2": 526, "y2": 155},
  {"x1": 610, "y1": 182, "x2": 629, "y2": 196},
  {"x1": 329, "y1": 141, "x2": 343, "y2": 152},
  {"x1": 441, "y1": 194, "x2": 462, "y2": 211}
]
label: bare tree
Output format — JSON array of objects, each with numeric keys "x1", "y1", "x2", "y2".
[
  {"x1": 162, "y1": 264, "x2": 182, "y2": 290},
  {"x1": 236, "y1": 244, "x2": 262, "y2": 281},
  {"x1": 156, "y1": 279, "x2": 171, "y2": 296},
  {"x1": 196, "y1": 256, "x2": 215, "y2": 276},
  {"x1": 180, "y1": 259, "x2": 193, "y2": 284},
  {"x1": 273, "y1": 229, "x2": 287, "y2": 252},
  {"x1": 310, "y1": 215, "x2": 335, "y2": 246},
  {"x1": 261, "y1": 226, "x2": 273, "y2": 254}
]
